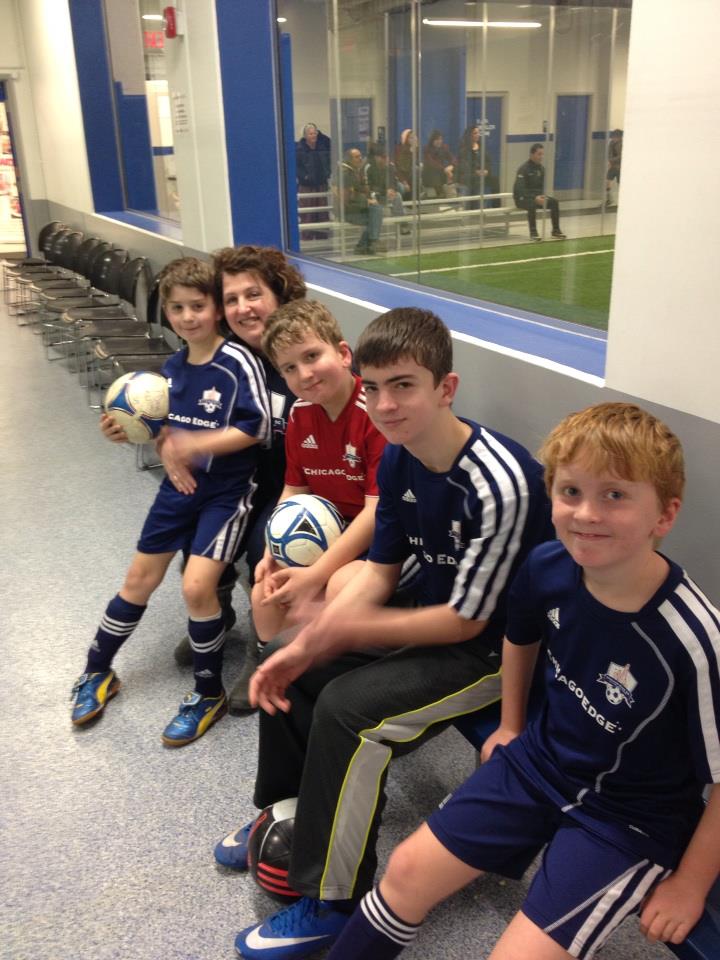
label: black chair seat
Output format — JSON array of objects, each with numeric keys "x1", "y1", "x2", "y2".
[{"x1": 94, "y1": 337, "x2": 172, "y2": 360}]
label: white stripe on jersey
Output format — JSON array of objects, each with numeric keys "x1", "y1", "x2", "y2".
[
  {"x1": 450, "y1": 430, "x2": 530, "y2": 621},
  {"x1": 219, "y1": 342, "x2": 271, "y2": 443},
  {"x1": 660, "y1": 580, "x2": 720, "y2": 778}
]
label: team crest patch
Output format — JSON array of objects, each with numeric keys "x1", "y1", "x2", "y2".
[
  {"x1": 342, "y1": 443, "x2": 362, "y2": 467},
  {"x1": 198, "y1": 387, "x2": 222, "y2": 414},
  {"x1": 597, "y1": 661, "x2": 637, "y2": 707},
  {"x1": 448, "y1": 520, "x2": 465, "y2": 550}
]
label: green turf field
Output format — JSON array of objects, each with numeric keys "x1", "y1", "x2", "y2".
[{"x1": 356, "y1": 234, "x2": 615, "y2": 330}]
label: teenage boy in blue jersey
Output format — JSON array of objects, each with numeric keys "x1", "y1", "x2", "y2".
[
  {"x1": 221, "y1": 307, "x2": 553, "y2": 959},
  {"x1": 326, "y1": 402, "x2": 720, "y2": 960},
  {"x1": 70, "y1": 257, "x2": 270, "y2": 747}
]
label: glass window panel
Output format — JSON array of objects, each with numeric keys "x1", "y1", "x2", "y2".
[
  {"x1": 103, "y1": 0, "x2": 180, "y2": 224},
  {"x1": 278, "y1": 0, "x2": 630, "y2": 335}
]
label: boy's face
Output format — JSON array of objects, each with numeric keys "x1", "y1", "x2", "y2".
[
  {"x1": 551, "y1": 457, "x2": 680, "y2": 575},
  {"x1": 361, "y1": 356, "x2": 457, "y2": 449},
  {"x1": 164, "y1": 285, "x2": 221, "y2": 348},
  {"x1": 274, "y1": 333, "x2": 352, "y2": 408},
  {"x1": 222, "y1": 271, "x2": 280, "y2": 352}
]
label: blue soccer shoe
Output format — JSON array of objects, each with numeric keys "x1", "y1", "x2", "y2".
[
  {"x1": 214, "y1": 820, "x2": 255, "y2": 870},
  {"x1": 161, "y1": 690, "x2": 227, "y2": 747},
  {"x1": 235, "y1": 897, "x2": 349, "y2": 959},
  {"x1": 71, "y1": 670, "x2": 121, "y2": 725}
]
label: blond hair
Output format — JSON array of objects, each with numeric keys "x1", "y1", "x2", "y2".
[
  {"x1": 539, "y1": 402, "x2": 685, "y2": 508},
  {"x1": 262, "y1": 300, "x2": 344, "y2": 364}
]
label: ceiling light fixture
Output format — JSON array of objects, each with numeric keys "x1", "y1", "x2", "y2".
[
  {"x1": 422, "y1": 18, "x2": 542, "y2": 29},
  {"x1": 141, "y1": 14, "x2": 164, "y2": 21}
]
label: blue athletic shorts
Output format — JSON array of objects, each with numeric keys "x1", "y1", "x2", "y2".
[
  {"x1": 137, "y1": 476, "x2": 254, "y2": 563},
  {"x1": 427, "y1": 747, "x2": 669, "y2": 958}
]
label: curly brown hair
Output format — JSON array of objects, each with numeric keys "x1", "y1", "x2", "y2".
[
  {"x1": 157, "y1": 257, "x2": 216, "y2": 304},
  {"x1": 212, "y1": 246, "x2": 306, "y2": 308}
]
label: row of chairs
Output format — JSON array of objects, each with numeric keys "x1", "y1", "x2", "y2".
[{"x1": 2, "y1": 221, "x2": 173, "y2": 465}]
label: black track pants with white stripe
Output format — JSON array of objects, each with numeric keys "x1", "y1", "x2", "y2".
[{"x1": 253, "y1": 637, "x2": 502, "y2": 901}]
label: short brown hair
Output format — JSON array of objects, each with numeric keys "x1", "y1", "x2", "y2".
[
  {"x1": 539, "y1": 402, "x2": 685, "y2": 508},
  {"x1": 262, "y1": 300, "x2": 344, "y2": 364},
  {"x1": 354, "y1": 307, "x2": 452, "y2": 386},
  {"x1": 157, "y1": 257, "x2": 216, "y2": 304},
  {"x1": 212, "y1": 245, "x2": 306, "y2": 308}
]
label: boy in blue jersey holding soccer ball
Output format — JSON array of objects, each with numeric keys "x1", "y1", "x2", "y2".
[
  {"x1": 70, "y1": 257, "x2": 270, "y2": 747},
  {"x1": 325, "y1": 402, "x2": 720, "y2": 960},
  {"x1": 221, "y1": 308, "x2": 553, "y2": 959}
]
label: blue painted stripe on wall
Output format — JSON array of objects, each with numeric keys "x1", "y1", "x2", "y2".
[
  {"x1": 506, "y1": 133, "x2": 550, "y2": 143},
  {"x1": 215, "y1": 0, "x2": 284, "y2": 247},
  {"x1": 279, "y1": 33, "x2": 300, "y2": 250},
  {"x1": 0, "y1": 82, "x2": 5, "y2": 102},
  {"x1": 68, "y1": 0, "x2": 124, "y2": 211},
  {"x1": 293, "y1": 257, "x2": 606, "y2": 379},
  {"x1": 113, "y1": 84, "x2": 158, "y2": 213},
  {"x1": 152, "y1": 146, "x2": 174, "y2": 156}
]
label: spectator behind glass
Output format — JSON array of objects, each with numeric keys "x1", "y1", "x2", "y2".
[
  {"x1": 457, "y1": 124, "x2": 500, "y2": 209},
  {"x1": 394, "y1": 128, "x2": 418, "y2": 199},
  {"x1": 365, "y1": 142, "x2": 410, "y2": 235},
  {"x1": 606, "y1": 128, "x2": 623, "y2": 208},
  {"x1": 422, "y1": 129, "x2": 456, "y2": 198},
  {"x1": 296, "y1": 122, "x2": 331, "y2": 240},
  {"x1": 338, "y1": 147, "x2": 385, "y2": 256}
]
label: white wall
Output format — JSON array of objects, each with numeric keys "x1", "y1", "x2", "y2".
[
  {"x1": 14, "y1": 0, "x2": 93, "y2": 212},
  {"x1": 604, "y1": 0, "x2": 720, "y2": 422},
  {"x1": 161, "y1": 0, "x2": 233, "y2": 251}
]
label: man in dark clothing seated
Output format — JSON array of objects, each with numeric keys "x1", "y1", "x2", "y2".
[{"x1": 513, "y1": 143, "x2": 566, "y2": 241}]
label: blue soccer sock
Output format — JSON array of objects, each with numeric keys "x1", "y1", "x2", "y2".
[
  {"x1": 85, "y1": 594, "x2": 146, "y2": 673},
  {"x1": 188, "y1": 610, "x2": 225, "y2": 697},
  {"x1": 326, "y1": 887, "x2": 420, "y2": 959}
]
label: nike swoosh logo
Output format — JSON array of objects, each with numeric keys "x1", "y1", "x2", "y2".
[
  {"x1": 221, "y1": 832, "x2": 244, "y2": 848},
  {"x1": 244, "y1": 929, "x2": 328, "y2": 950}
]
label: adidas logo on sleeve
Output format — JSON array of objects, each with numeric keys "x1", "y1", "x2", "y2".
[
  {"x1": 301, "y1": 434, "x2": 319, "y2": 449},
  {"x1": 402, "y1": 489, "x2": 417, "y2": 503}
]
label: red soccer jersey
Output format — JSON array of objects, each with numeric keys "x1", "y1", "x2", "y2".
[{"x1": 284, "y1": 375, "x2": 385, "y2": 518}]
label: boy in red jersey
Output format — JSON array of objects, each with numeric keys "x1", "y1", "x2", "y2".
[{"x1": 249, "y1": 299, "x2": 386, "y2": 647}]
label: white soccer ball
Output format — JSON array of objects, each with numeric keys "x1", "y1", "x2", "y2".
[
  {"x1": 103, "y1": 371, "x2": 169, "y2": 444},
  {"x1": 265, "y1": 494, "x2": 345, "y2": 568}
]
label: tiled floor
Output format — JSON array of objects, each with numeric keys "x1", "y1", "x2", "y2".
[{"x1": 0, "y1": 297, "x2": 666, "y2": 960}]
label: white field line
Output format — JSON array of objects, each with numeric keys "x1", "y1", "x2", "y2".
[{"x1": 391, "y1": 247, "x2": 614, "y2": 278}]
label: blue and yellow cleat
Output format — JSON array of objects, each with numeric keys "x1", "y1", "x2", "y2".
[
  {"x1": 235, "y1": 897, "x2": 349, "y2": 959},
  {"x1": 161, "y1": 690, "x2": 227, "y2": 747},
  {"x1": 71, "y1": 670, "x2": 121, "y2": 725}
]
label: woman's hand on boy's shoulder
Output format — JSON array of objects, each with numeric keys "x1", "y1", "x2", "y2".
[
  {"x1": 639, "y1": 873, "x2": 707, "y2": 945},
  {"x1": 99, "y1": 413, "x2": 128, "y2": 444}
]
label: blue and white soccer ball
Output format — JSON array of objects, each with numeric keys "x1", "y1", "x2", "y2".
[
  {"x1": 265, "y1": 495, "x2": 345, "y2": 568},
  {"x1": 103, "y1": 371, "x2": 169, "y2": 444}
]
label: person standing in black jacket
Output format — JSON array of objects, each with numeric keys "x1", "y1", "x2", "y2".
[
  {"x1": 296, "y1": 123, "x2": 332, "y2": 240},
  {"x1": 513, "y1": 143, "x2": 566, "y2": 241}
]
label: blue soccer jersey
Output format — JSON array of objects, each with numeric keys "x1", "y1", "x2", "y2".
[
  {"x1": 161, "y1": 340, "x2": 270, "y2": 482},
  {"x1": 368, "y1": 418, "x2": 552, "y2": 651},
  {"x1": 505, "y1": 540, "x2": 720, "y2": 867}
]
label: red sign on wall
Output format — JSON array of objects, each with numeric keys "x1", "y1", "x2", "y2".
[{"x1": 144, "y1": 30, "x2": 165, "y2": 49}]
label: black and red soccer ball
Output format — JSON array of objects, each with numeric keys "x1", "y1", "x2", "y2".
[{"x1": 247, "y1": 798, "x2": 301, "y2": 901}]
